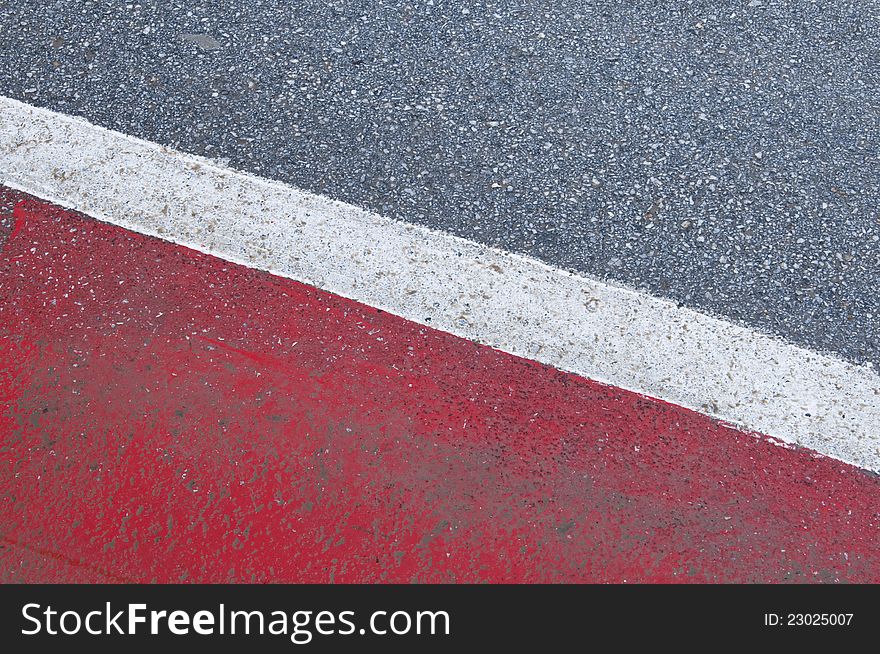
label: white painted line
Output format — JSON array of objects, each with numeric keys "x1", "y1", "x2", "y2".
[{"x1": 2, "y1": 96, "x2": 879, "y2": 471}]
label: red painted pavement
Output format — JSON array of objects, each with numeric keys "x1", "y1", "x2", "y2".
[{"x1": 1, "y1": 187, "x2": 878, "y2": 583}]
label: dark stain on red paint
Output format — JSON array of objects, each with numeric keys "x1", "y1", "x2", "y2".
[
  {"x1": 1, "y1": 535, "x2": 136, "y2": 584},
  {"x1": 1, "y1": 187, "x2": 879, "y2": 583}
]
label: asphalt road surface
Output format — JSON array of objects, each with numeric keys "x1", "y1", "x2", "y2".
[{"x1": 1, "y1": 0, "x2": 877, "y2": 366}]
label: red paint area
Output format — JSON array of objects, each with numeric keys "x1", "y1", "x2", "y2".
[{"x1": 1, "y1": 188, "x2": 878, "y2": 583}]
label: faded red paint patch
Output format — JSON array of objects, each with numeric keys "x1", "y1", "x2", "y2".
[
  {"x1": 0, "y1": 187, "x2": 17, "y2": 249},
  {"x1": 1, "y1": 188, "x2": 878, "y2": 583}
]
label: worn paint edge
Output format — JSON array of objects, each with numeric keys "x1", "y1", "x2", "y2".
[{"x1": 1, "y1": 96, "x2": 878, "y2": 471}]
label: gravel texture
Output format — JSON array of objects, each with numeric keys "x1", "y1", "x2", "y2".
[{"x1": 1, "y1": 0, "x2": 877, "y2": 365}]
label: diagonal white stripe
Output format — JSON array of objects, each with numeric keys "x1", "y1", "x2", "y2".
[{"x1": 1, "y1": 96, "x2": 878, "y2": 471}]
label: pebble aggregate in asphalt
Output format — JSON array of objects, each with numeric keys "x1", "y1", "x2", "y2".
[{"x1": 1, "y1": 1, "x2": 877, "y2": 365}]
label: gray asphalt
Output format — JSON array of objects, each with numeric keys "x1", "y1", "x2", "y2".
[{"x1": 1, "y1": 0, "x2": 877, "y2": 367}]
